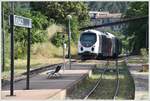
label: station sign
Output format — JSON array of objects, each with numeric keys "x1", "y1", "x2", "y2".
[{"x1": 13, "y1": 15, "x2": 32, "y2": 28}]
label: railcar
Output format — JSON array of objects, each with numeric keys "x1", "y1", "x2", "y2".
[{"x1": 78, "y1": 29, "x2": 122, "y2": 60}]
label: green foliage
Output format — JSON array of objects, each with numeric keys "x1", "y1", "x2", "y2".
[
  {"x1": 51, "y1": 16, "x2": 80, "y2": 48},
  {"x1": 2, "y1": 2, "x2": 90, "y2": 60},
  {"x1": 31, "y1": 2, "x2": 90, "y2": 46},
  {"x1": 31, "y1": 30, "x2": 48, "y2": 44},
  {"x1": 87, "y1": 2, "x2": 129, "y2": 13},
  {"x1": 121, "y1": 34, "x2": 135, "y2": 53},
  {"x1": 31, "y1": 11, "x2": 50, "y2": 29},
  {"x1": 123, "y1": 2, "x2": 148, "y2": 54},
  {"x1": 14, "y1": 42, "x2": 27, "y2": 59},
  {"x1": 14, "y1": 10, "x2": 49, "y2": 58},
  {"x1": 31, "y1": 2, "x2": 90, "y2": 25},
  {"x1": 70, "y1": 16, "x2": 80, "y2": 44},
  {"x1": 2, "y1": 2, "x2": 50, "y2": 59},
  {"x1": 51, "y1": 32, "x2": 63, "y2": 47}
]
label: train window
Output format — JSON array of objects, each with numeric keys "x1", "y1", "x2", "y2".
[{"x1": 80, "y1": 33, "x2": 96, "y2": 47}]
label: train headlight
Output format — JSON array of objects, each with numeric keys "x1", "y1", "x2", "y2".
[
  {"x1": 91, "y1": 47, "x2": 94, "y2": 51},
  {"x1": 81, "y1": 47, "x2": 83, "y2": 51}
]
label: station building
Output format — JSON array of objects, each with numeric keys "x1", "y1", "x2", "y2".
[{"x1": 89, "y1": 11, "x2": 123, "y2": 32}]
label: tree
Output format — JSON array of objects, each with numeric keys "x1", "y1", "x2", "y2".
[
  {"x1": 30, "y1": 2, "x2": 90, "y2": 25},
  {"x1": 30, "y1": 2, "x2": 90, "y2": 46},
  {"x1": 2, "y1": 2, "x2": 90, "y2": 59},
  {"x1": 70, "y1": 16, "x2": 80, "y2": 44},
  {"x1": 2, "y1": 2, "x2": 50, "y2": 59},
  {"x1": 123, "y1": 2, "x2": 148, "y2": 54},
  {"x1": 87, "y1": 2, "x2": 129, "y2": 13}
]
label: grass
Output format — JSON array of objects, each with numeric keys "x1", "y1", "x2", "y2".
[
  {"x1": 2, "y1": 23, "x2": 78, "y2": 79},
  {"x1": 89, "y1": 65, "x2": 117, "y2": 99},
  {"x1": 127, "y1": 59, "x2": 144, "y2": 64},
  {"x1": 67, "y1": 60, "x2": 135, "y2": 100},
  {"x1": 68, "y1": 77, "x2": 97, "y2": 99},
  {"x1": 127, "y1": 55, "x2": 146, "y2": 64},
  {"x1": 127, "y1": 55, "x2": 149, "y2": 72},
  {"x1": 67, "y1": 63, "x2": 107, "y2": 99},
  {"x1": 89, "y1": 74, "x2": 116, "y2": 99},
  {"x1": 2, "y1": 57, "x2": 64, "y2": 80},
  {"x1": 114, "y1": 62, "x2": 135, "y2": 99}
]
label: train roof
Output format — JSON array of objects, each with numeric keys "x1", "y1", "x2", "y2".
[
  {"x1": 106, "y1": 32, "x2": 115, "y2": 37},
  {"x1": 105, "y1": 32, "x2": 116, "y2": 38},
  {"x1": 81, "y1": 30, "x2": 118, "y2": 39},
  {"x1": 82, "y1": 29, "x2": 105, "y2": 35}
]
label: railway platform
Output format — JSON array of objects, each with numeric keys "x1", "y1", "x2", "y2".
[
  {"x1": 2, "y1": 63, "x2": 95, "y2": 100},
  {"x1": 128, "y1": 63, "x2": 149, "y2": 100}
]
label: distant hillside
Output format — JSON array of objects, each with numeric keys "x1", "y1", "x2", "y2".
[{"x1": 87, "y1": 2, "x2": 129, "y2": 13}]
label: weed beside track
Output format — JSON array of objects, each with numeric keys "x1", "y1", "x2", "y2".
[{"x1": 67, "y1": 60, "x2": 135, "y2": 100}]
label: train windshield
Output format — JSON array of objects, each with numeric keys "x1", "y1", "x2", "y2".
[{"x1": 80, "y1": 32, "x2": 97, "y2": 47}]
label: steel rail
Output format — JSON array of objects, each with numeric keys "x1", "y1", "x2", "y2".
[
  {"x1": 83, "y1": 60, "x2": 109, "y2": 100},
  {"x1": 83, "y1": 58, "x2": 120, "y2": 100},
  {"x1": 113, "y1": 58, "x2": 120, "y2": 99}
]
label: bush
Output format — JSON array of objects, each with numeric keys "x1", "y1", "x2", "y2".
[
  {"x1": 51, "y1": 32, "x2": 68, "y2": 48},
  {"x1": 51, "y1": 32, "x2": 63, "y2": 47},
  {"x1": 31, "y1": 42, "x2": 63, "y2": 58}
]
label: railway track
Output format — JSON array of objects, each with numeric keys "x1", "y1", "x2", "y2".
[
  {"x1": 83, "y1": 60, "x2": 109, "y2": 99},
  {"x1": 113, "y1": 58, "x2": 120, "y2": 99},
  {"x1": 83, "y1": 58, "x2": 120, "y2": 99}
]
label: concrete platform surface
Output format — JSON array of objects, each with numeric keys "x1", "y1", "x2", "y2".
[
  {"x1": 2, "y1": 64, "x2": 94, "y2": 100},
  {"x1": 128, "y1": 63, "x2": 149, "y2": 100}
]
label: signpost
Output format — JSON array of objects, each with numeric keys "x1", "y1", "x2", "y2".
[
  {"x1": 26, "y1": 28, "x2": 31, "y2": 90},
  {"x1": 13, "y1": 15, "x2": 32, "y2": 89},
  {"x1": 10, "y1": 3, "x2": 14, "y2": 96},
  {"x1": 9, "y1": 2, "x2": 32, "y2": 95},
  {"x1": 14, "y1": 15, "x2": 32, "y2": 28}
]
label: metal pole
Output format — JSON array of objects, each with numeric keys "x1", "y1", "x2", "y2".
[
  {"x1": 2, "y1": 3, "x2": 5, "y2": 72},
  {"x1": 10, "y1": 2, "x2": 14, "y2": 96},
  {"x1": 26, "y1": 28, "x2": 31, "y2": 90},
  {"x1": 68, "y1": 18, "x2": 71, "y2": 69},
  {"x1": 146, "y1": 23, "x2": 148, "y2": 53},
  {"x1": 63, "y1": 34, "x2": 65, "y2": 71}
]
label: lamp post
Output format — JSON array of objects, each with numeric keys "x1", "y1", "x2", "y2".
[
  {"x1": 62, "y1": 34, "x2": 66, "y2": 72},
  {"x1": 67, "y1": 15, "x2": 72, "y2": 70},
  {"x1": 2, "y1": 3, "x2": 5, "y2": 72}
]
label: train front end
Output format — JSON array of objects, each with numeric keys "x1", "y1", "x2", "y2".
[{"x1": 78, "y1": 30, "x2": 99, "y2": 59}]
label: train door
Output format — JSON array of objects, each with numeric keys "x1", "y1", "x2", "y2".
[
  {"x1": 102, "y1": 35, "x2": 107, "y2": 57},
  {"x1": 108, "y1": 38, "x2": 111, "y2": 56},
  {"x1": 116, "y1": 39, "x2": 119, "y2": 55},
  {"x1": 98, "y1": 35, "x2": 102, "y2": 54}
]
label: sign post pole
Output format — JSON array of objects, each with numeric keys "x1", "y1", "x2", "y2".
[
  {"x1": 26, "y1": 28, "x2": 31, "y2": 89},
  {"x1": 12, "y1": 14, "x2": 32, "y2": 90},
  {"x1": 10, "y1": 2, "x2": 14, "y2": 96},
  {"x1": 9, "y1": 8, "x2": 32, "y2": 93}
]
